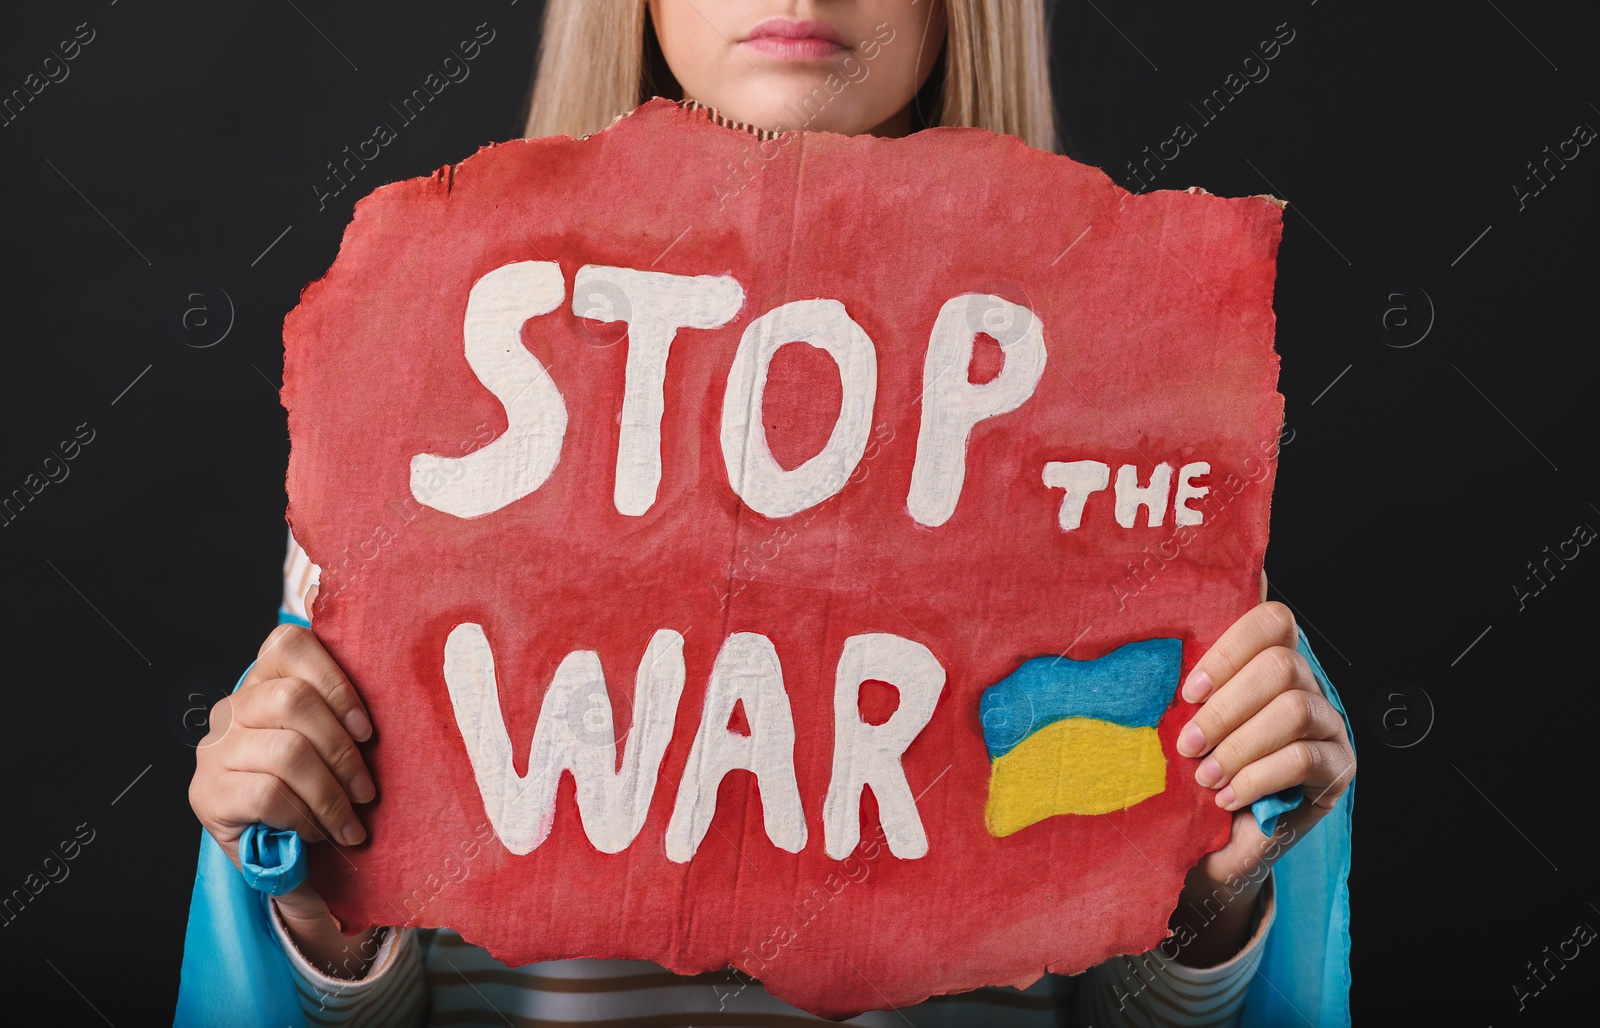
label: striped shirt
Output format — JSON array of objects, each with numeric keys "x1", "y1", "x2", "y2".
[{"x1": 277, "y1": 530, "x2": 1273, "y2": 1027}]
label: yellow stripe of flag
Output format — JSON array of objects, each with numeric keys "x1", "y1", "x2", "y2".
[{"x1": 984, "y1": 718, "x2": 1166, "y2": 837}]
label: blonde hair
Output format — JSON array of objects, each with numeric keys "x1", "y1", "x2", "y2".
[{"x1": 522, "y1": 0, "x2": 1058, "y2": 152}]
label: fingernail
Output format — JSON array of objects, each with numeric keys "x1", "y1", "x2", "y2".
[
  {"x1": 344, "y1": 709, "x2": 373, "y2": 742},
  {"x1": 1216, "y1": 785, "x2": 1237, "y2": 809},
  {"x1": 1178, "y1": 722, "x2": 1207, "y2": 757},
  {"x1": 350, "y1": 772, "x2": 376, "y2": 804},
  {"x1": 1182, "y1": 669, "x2": 1213, "y2": 704},
  {"x1": 1195, "y1": 757, "x2": 1223, "y2": 788},
  {"x1": 340, "y1": 818, "x2": 366, "y2": 846}
]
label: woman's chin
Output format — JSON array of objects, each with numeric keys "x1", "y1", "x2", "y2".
[{"x1": 687, "y1": 90, "x2": 881, "y2": 137}]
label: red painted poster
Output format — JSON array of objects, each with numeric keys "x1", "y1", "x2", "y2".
[{"x1": 284, "y1": 98, "x2": 1285, "y2": 1016}]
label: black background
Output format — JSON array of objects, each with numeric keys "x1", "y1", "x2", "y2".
[{"x1": 1, "y1": 1, "x2": 1594, "y2": 1023}]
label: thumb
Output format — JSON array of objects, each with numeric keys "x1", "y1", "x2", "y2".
[{"x1": 273, "y1": 878, "x2": 334, "y2": 929}]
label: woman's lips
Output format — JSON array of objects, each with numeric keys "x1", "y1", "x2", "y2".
[{"x1": 740, "y1": 18, "x2": 848, "y2": 60}]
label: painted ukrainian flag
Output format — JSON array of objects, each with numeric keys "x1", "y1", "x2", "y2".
[{"x1": 979, "y1": 638, "x2": 1181, "y2": 837}]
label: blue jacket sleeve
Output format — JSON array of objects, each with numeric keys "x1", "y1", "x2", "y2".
[{"x1": 174, "y1": 831, "x2": 308, "y2": 1027}]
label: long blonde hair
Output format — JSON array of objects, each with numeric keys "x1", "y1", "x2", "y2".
[{"x1": 522, "y1": 0, "x2": 1058, "y2": 152}]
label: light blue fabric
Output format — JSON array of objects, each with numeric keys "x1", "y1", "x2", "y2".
[
  {"x1": 1239, "y1": 628, "x2": 1354, "y2": 1028},
  {"x1": 1251, "y1": 786, "x2": 1304, "y2": 837},
  {"x1": 175, "y1": 830, "x2": 308, "y2": 1028},
  {"x1": 238, "y1": 823, "x2": 308, "y2": 897}
]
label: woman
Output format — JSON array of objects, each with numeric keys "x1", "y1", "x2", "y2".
[{"x1": 178, "y1": 2, "x2": 1354, "y2": 1024}]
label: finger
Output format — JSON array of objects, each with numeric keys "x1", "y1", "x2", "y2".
[
  {"x1": 1215, "y1": 739, "x2": 1356, "y2": 813},
  {"x1": 1181, "y1": 600, "x2": 1298, "y2": 704},
  {"x1": 1194, "y1": 688, "x2": 1346, "y2": 790},
  {"x1": 223, "y1": 728, "x2": 367, "y2": 846},
  {"x1": 196, "y1": 770, "x2": 344, "y2": 847},
  {"x1": 248, "y1": 624, "x2": 372, "y2": 741},
  {"x1": 1216, "y1": 807, "x2": 1303, "y2": 879},
  {"x1": 1179, "y1": 644, "x2": 1315, "y2": 758},
  {"x1": 198, "y1": 694, "x2": 239, "y2": 750},
  {"x1": 231, "y1": 676, "x2": 375, "y2": 804},
  {"x1": 272, "y1": 877, "x2": 335, "y2": 929}
]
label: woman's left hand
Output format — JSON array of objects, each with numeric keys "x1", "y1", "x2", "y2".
[{"x1": 1167, "y1": 583, "x2": 1355, "y2": 965}]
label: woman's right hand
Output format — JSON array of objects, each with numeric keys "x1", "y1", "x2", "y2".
[{"x1": 189, "y1": 623, "x2": 380, "y2": 973}]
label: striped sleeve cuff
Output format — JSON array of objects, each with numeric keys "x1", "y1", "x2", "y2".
[
  {"x1": 269, "y1": 902, "x2": 427, "y2": 1026},
  {"x1": 1074, "y1": 873, "x2": 1275, "y2": 1027}
]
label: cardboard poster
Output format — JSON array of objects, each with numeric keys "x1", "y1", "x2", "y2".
[{"x1": 283, "y1": 99, "x2": 1285, "y2": 1016}]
